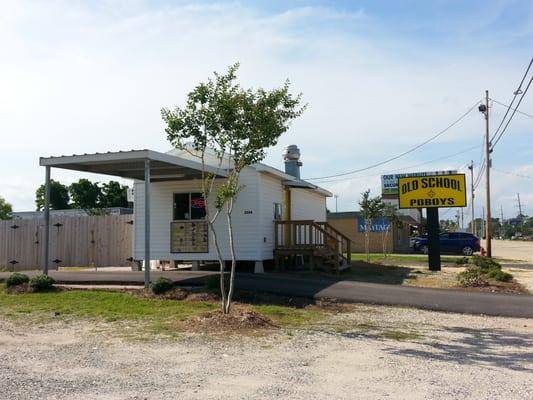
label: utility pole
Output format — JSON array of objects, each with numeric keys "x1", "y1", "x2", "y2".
[
  {"x1": 517, "y1": 193, "x2": 523, "y2": 217},
  {"x1": 334, "y1": 194, "x2": 339, "y2": 212},
  {"x1": 500, "y1": 205, "x2": 504, "y2": 238},
  {"x1": 481, "y1": 207, "x2": 485, "y2": 240},
  {"x1": 461, "y1": 208, "x2": 464, "y2": 231},
  {"x1": 468, "y1": 160, "x2": 475, "y2": 234},
  {"x1": 479, "y1": 90, "x2": 492, "y2": 257}
]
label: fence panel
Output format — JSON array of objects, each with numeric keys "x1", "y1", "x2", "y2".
[{"x1": 0, "y1": 214, "x2": 133, "y2": 270}]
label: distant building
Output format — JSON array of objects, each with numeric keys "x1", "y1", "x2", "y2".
[
  {"x1": 327, "y1": 211, "x2": 416, "y2": 253},
  {"x1": 12, "y1": 207, "x2": 133, "y2": 219}
]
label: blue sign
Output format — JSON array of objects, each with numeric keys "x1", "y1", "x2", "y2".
[{"x1": 357, "y1": 217, "x2": 391, "y2": 232}]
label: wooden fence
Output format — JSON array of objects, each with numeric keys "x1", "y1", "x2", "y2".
[{"x1": 0, "y1": 214, "x2": 133, "y2": 271}]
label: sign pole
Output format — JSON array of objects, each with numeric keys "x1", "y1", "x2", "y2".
[{"x1": 426, "y1": 207, "x2": 441, "y2": 271}]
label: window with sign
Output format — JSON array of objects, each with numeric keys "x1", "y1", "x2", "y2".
[{"x1": 173, "y1": 193, "x2": 206, "y2": 220}]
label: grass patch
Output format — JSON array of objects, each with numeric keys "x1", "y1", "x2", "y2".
[
  {"x1": 0, "y1": 288, "x2": 333, "y2": 335},
  {"x1": 0, "y1": 289, "x2": 217, "y2": 323},
  {"x1": 252, "y1": 304, "x2": 328, "y2": 327},
  {"x1": 351, "y1": 253, "x2": 515, "y2": 264}
]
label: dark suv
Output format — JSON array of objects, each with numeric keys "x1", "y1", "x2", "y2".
[{"x1": 412, "y1": 232, "x2": 481, "y2": 256}]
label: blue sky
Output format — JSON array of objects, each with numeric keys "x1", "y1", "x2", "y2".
[{"x1": 0, "y1": 0, "x2": 532, "y2": 222}]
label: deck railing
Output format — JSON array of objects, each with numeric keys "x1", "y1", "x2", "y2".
[{"x1": 274, "y1": 220, "x2": 352, "y2": 267}]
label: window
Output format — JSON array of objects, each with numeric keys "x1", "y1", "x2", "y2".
[
  {"x1": 173, "y1": 193, "x2": 206, "y2": 220},
  {"x1": 274, "y1": 203, "x2": 283, "y2": 220}
]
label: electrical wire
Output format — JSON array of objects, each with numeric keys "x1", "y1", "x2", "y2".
[
  {"x1": 490, "y1": 57, "x2": 533, "y2": 144},
  {"x1": 491, "y1": 63, "x2": 533, "y2": 149},
  {"x1": 490, "y1": 98, "x2": 533, "y2": 119},
  {"x1": 473, "y1": 160, "x2": 485, "y2": 191},
  {"x1": 493, "y1": 168, "x2": 533, "y2": 180},
  {"x1": 304, "y1": 101, "x2": 481, "y2": 180},
  {"x1": 313, "y1": 144, "x2": 481, "y2": 184}
]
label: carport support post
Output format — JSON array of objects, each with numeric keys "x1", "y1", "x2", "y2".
[
  {"x1": 43, "y1": 166, "x2": 51, "y2": 275},
  {"x1": 144, "y1": 159, "x2": 151, "y2": 288},
  {"x1": 426, "y1": 207, "x2": 441, "y2": 271}
]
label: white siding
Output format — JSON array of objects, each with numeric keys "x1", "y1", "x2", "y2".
[
  {"x1": 134, "y1": 167, "x2": 262, "y2": 261},
  {"x1": 257, "y1": 174, "x2": 285, "y2": 259},
  {"x1": 290, "y1": 189, "x2": 327, "y2": 222}
]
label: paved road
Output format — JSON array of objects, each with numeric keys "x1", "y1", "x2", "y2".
[{"x1": 1, "y1": 270, "x2": 532, "y2": 318}]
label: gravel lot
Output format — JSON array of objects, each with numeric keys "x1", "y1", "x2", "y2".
[{"x1": 1, "y1": 305, "x2": 531, "y2": 400}]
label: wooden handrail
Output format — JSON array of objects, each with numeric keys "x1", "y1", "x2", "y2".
[{"x1": 274, "y1": 220, "x2": 352, "y2": 270}]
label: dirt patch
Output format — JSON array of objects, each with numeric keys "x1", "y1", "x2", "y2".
[
  {"x1": 5, "y1": 283, "x2": 62, "y2": 294},
  {"x1": 187, "y1": 309, "x2": 277, "y2": 333},
  {"x1": 461, "y1": 279, "x2": 529, "y2": 295},
  {"x1": 186, "y1": 291, "x2": 220, "y2": 302},
  {"x1": 5, "y1": 283, "x2": 32, "y2": 294},
  {"x1": 129, "y1": 287, "x2": 190, "y2": 300}
]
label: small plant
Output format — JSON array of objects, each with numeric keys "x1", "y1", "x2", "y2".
[
  {"x1": 486, "y1": 269, "x2": 513, "y2": 282},
  {"x1": 455, "y1": 257, "x2": 469, "y2": 265},
  {"x1": 6, "y1": 272, "x2": 30, "y2": 288},
  {"x1": 471, "y1": 255, "x2": 501, "y2": 270},
  {"x1": 457, "y1": 268, "x2": 488, "y2": 287},
  {"x1": 29, "y1": 275, "x2": 55, "y2": 291},
  {"x1": 150, "y1": 277, "x2": 174, "y2": 294}
]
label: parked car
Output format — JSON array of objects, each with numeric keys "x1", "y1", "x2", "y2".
[{"x1": 412, "y1": 232, "x2": 481, "y2": 256}]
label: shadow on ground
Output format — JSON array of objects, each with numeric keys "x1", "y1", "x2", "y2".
[
  {"x1": 384, "y1": 326, "x2": 533, "y2": 372},
  {"x1": 283, "y1": 261, "x2": 416, "y2": 285}
]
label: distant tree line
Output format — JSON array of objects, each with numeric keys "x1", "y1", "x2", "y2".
[
  {"x1": 35, "y1": 179, "x2": 130, "y2": 211},
  {"x1": 0, "y1": 196, "x2": 12, "y2": 220}
]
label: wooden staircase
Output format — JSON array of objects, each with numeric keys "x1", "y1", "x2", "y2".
[{"x1": 273, "y1": 220, "x2": 352, "y2": 275}]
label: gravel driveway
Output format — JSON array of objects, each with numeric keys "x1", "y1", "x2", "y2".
[{"x1": 0, "y1": 305, "x2": 531, "y2": 400}]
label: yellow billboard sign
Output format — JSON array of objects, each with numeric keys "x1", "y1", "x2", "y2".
[{"x1": 398, "y1": 174, "x2": 467, "y2": 209}]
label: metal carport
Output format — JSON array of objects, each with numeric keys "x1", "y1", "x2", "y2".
[{"x1": 39, "y1": 149, "x2": 228, "y2": 287}]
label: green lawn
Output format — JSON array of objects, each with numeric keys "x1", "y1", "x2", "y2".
[
  {"x1": 0, "y1": 287, "x2": 330, "y2": 333},
  {"x1": 350, "y1": 253, "x2": 516, "y2": 264},
  {"x1": 0, "y1": 288, "x2": 217, "y2": 322}
]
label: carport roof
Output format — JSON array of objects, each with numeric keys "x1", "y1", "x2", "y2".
[{"x1": 39, "y1": 149, "x2": 229, "y2": 181}]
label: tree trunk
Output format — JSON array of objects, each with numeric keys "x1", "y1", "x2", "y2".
[
  {"x1": 224, "y1": 197, "x2": 237, "y2": 314},
  {"x1": 364, "y1": 219, "x2": 371, "y2": 262}
]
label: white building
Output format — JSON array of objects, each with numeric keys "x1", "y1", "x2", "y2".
[{"x1": 39, "y1": 145, "x2": 346, "y2": 285}]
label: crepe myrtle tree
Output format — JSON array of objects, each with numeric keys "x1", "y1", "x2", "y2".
[
  {"x1": 358, "y1": 189, "x2": 385, "y2": 262},
  {"x1": 162, "y1": 63, "x2": 306, "y2": 314},
  {"x1": 380, "y1": 203, "x2": 403, "y2": 258}
]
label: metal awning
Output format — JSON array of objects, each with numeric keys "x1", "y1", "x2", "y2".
[{"x1": 39, "y1": 149, "x2": 228, "y2": 181}]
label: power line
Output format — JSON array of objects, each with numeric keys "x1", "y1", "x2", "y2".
[
  {"x1": 491, "y1": 65, "x2": 533, "y2": 149},
  {"x1": 304, "y1": 101, "x2": 480, "y2": 180},
  {"x1": 491, "y1": 98, "x2": 533, "y2": 119},
  {"x1": 313, "y1": 144, "x2": 481, "y2": 184},
  {"x1": 493, "y1": 168, "x2": 533, "y2": 180},
  {"x1": 490, "y1": 57, "x2": 533, "y2": 144},
  {"x1": 473, "y1": 159, "x2": 485, "y2": 190}
]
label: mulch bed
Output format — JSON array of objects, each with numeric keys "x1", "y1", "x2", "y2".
[
  {"x1": 462, "y1": 279, "x2": 528, "y2": 295},
  {"x1": 186, "y1": 309, "x2": 277, "y2": 333}
]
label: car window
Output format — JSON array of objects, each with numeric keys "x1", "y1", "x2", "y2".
[{"x1": 440, "y1": 233, "x2": 450, "y2": 239}]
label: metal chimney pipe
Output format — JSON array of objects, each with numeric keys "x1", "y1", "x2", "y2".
[{"x1": 282, "y1": 145, "x2": 302, "y2": 179}]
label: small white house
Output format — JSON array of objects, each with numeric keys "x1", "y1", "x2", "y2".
[
  {"x1": 132, "y1": 145, "x2": 331, "y2": 272},
  {"x1": 39, "y1": 145, "x2": 346, "y2": 285}
]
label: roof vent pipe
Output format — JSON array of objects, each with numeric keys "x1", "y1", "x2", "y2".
[{"x1": 283, "y1": 145, "x2": 302, "y2": 179}]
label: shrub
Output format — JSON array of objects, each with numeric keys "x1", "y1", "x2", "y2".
[
  {"x1": 471, "y1": 255, "x2": 501, "y2": 270},
  {"x1": 487, "y1": 269, "x2": 513, "y2": 282},
  {"x1": 6, "y1": 272, "x2": 30, "y2": 288},
  {"x1": 457, "y1": 268, "x2": 488, "y2": 287},
  {"x1": 150, "y1": 277, "x2": 174, "y2": 294},
  {"x1": 29, "y1": 275, "x2": 55, "y2": 291},
  {"x1": 455, "y1": 257, "x2": 469, "y2": 265}
]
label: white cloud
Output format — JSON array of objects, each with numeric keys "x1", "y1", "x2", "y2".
[{"x1": 0, "y1": 0, "x2": 531, "y2": 218}]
